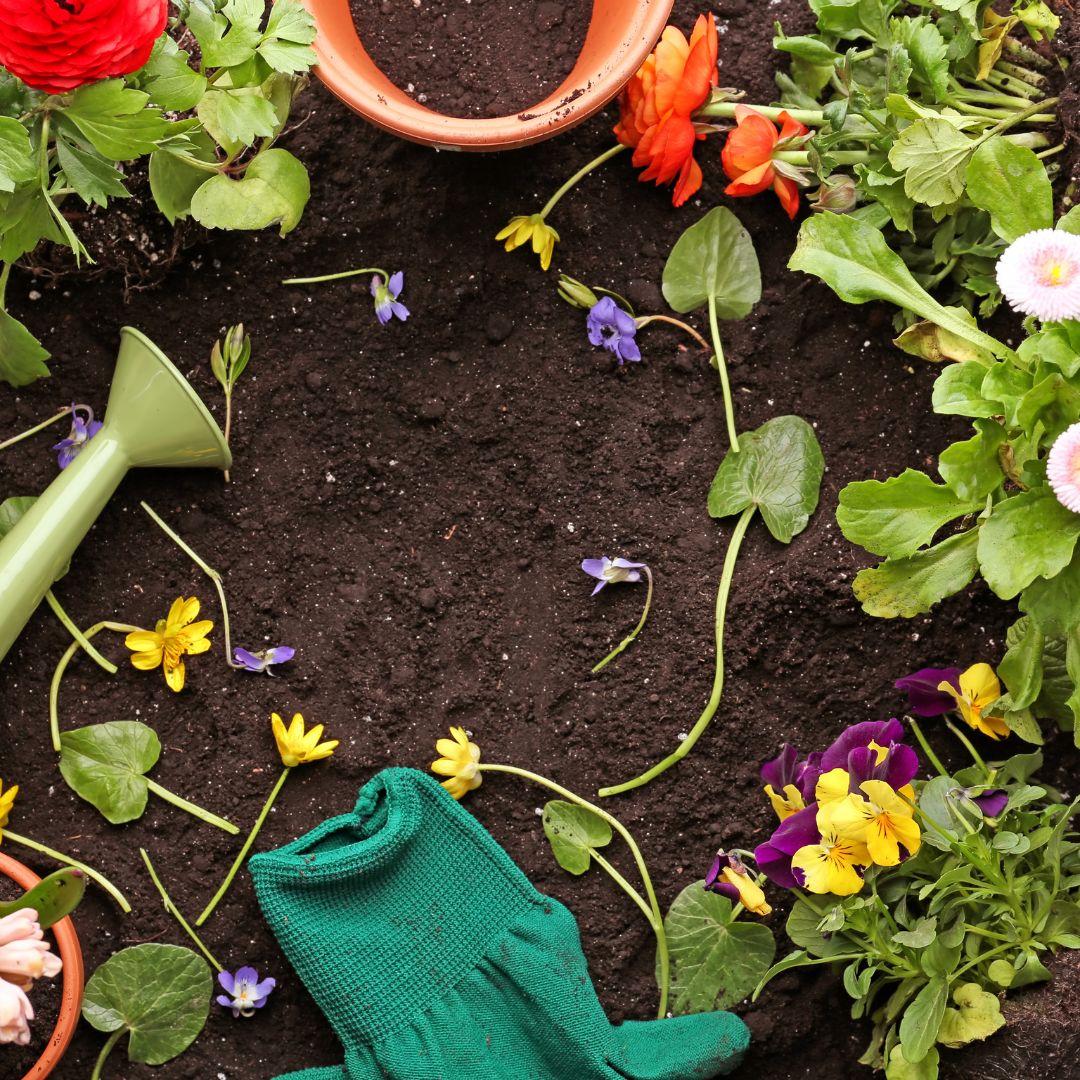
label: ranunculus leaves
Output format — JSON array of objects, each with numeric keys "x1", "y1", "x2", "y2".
[
  {"x1": 661, "y1": 884, "x2": 775, "y2": 1014},
  {"x1": 58, "y1": 720, "x2": 161, "y2": 824},
  {"x1": 708, "y1": 415, "x2": 825, "y2": 543},
  {"x1": 59, "y1": 80, "x2": 171, "y2": 161},
  {"x1": 83, "y1": 944, "x2": 211, "y2": 1066},
  {"x1": 542, "y1": 801, "x2": 612, "y2": 875},
  {"x1": 191, "y1": 148, "x2": 310, "y2": 237},
  {"x1": 0, "y1": 308, "x2": 51, "y2": 387},
  {"x1": 661, "y1": 206, "x2": 761, "y2": 319},
  {"x1": 0, "y1": 116, "x2": 35, "y2": 194}
]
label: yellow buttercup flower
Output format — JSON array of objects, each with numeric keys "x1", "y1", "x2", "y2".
[
  {"x1": 125, "y1": 596, "x2": 213, "y2": 692},
  {"x1": 432, "y1": 727, "x2": 482, "y2": 800},
  {"x1": 827, "y1": 780, "x2": 922, "y2": 868},
  {"x1": 271, "y1": 713, "x2": 339, "y2": 768},
  {"x1": 0, "y1": 779, "x2": 17, "y2": 838},
  {"x1": 495, "y1": 214, "x2": 560, "y2": 272},
  {"x1": 938, "y1": 663, "x2": 1008, "y2": 740}
]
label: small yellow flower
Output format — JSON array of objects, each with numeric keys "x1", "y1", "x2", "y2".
[
  {"x1": 938, "y1": 663, "x2": 1008, "y2": 740},
  {"x1": 827, "y1": 780, "x2": 922, "y2": 868},
  {"x1": 271, "y1": 713, "x2": 339, "y2": 768},
  {"x1": 495, "y1": 214, "x2": 560, "y2": 272},
  {"x1": 125, "y1": 596, "x2": 213, "y2": 693},
  {"x1": 815, "y1": 768, "x2": 852, "y2": 808},
  {"x1": 431, "y1": 727, "x2": 482, "y2": 800},
  {"x1": 764, "y1": 783, "x2": 805, "y2": 821},
  {"x1": 0, "y1": 779, "x2": 17, "y2": 837}
]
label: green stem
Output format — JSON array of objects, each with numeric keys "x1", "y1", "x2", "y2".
[
  {"x1": 953, "y1": 941, "x2": 1015, "y2": 980},
  {"x1": 996, "y1": 59, "x2": 1048, "y2": 84},
  {"x1": 907, "y1": 718, "x2": 949, "y2": 778},
  {"x1": 144, "y1": 778, "x2": 239, "y2": 835},
  {"x1": 196, "y1": 768, "x2": 290, "y2": 926},
  {"x1": 50, "y1": 620, "x2": 140, "y2": 752},
  {"x1": 0, "y1": 261, "x2": 10, "y2": 309},
  {"x1": 1036, "y1": 143, "x2": 1066, "y2": 160},
  {"x1": 3, "y1": 829, "x2": 131, "y2": 912},
  {"x1": 540, "y1": 144, "x2": 627, "y2": 218},
  {"x1": 139, "y1": 501, "x2": 243, "y2": 669},
  {"x1": 90, "y1": 1029, "x2": 125, "y2": 1080},
  {"x1": 944, "y1": 719, "x2": 989, "y2": 777},
  {"x1": 592, "y1": 567, "x2": 654, "y2": 674},
  {"x1": 223, "y1": 388, "x2": 233, "y2": 484},
  {"x1": 708, "y1": 296, "x2": 740, "y2": 453},
  {"x1": 0, "y1": 407, "x2": 72, "y2": 452},
  {"x1": 477, "y1": 762, "x2": 670, "y2": 1019},
  {"x1": 140, "y1": 848, "x2": 224, "y2": 971},
  {"x1": 589, "y1": 849, "x2": 656, "y2": 925},
  {"x1": 772, "y1": 149, "x2": 869, "y2": 165},
  {"x1": 281, "y1": 266, "x2": 388, "y2": 285},
  {"x1": 598, "y1": 506, "x2": 756, "y2": 797},
  {"x1": 633, "y1": 314, "x2": 712, "y2": 353},
  {"x1": 43, "y1": 591, "x2": 117, "y2": 674},
  {"x1": 976, "y1": 97, "x2": 1060, "y2": 144},
  {"x1": 696, "y1": 101, "x2": 827, "y2": 126}
]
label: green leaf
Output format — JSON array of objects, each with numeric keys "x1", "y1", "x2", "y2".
[
  {"x1": 190, "y1": 147, "x2": 309, "y2": 236},
  {"x1": 786, "y1": 900, "x2": 851, "y2": 957},
  {"x1": 999, "y1": 617, "x2": 1045, "y2": 710},
  {"x1": 541, "y1": 800, "x2": 612, "y2": 875},
  {"x1": 197, "y1": 87, "x2": 278, "y2": 148},
  {"x1": 149, "y1": 131, "x2": 218, "y2": 224},
  {"x1": 258, "y1": 0, "x2": 318, "y2": 73},
  {"x1": 966, "y1": 137, "x2": 1053, "y2": 244},
  {"x1": 185, "y1": 0, "x2": 262, "y2": 69},
  {"x1": 889, "y1": 118, "x2": 974, "y2": 207},
  {"x1": 662, "y1": 884, "x2": 775, "y2": 1014},
  {"x1": 894, "y1": 17, "x2": 948, "y2": 100},
  {"x1": 55, "y1": 135, "x2": 129, "y2": 207},
  {"x1": 661, "y1": 206, "x2": 761, "y2": 318},
  {"x1": 837, "y1": 469, "x2": 980, "y2": 559},
  {"x1": 707, "y1": 415, "x2": 824, "y2": 543},
  {"x1": 852, "y1": 529, "x2": 979, "y2": 618},
  {"x1": 886, "y1": 1044, "x2": 940, "y2": 1080},
  {"x1": 917, "y1": 775, "x2": 962, "y2": 850},
  {"x1": 892, "y1": 916, "x2": 937, "y2": 948},
  {"x1": 0, "y1": 184, "x2": 65, "y2": 263},
  {"x1": 935, "y1": 983, "x2": 1005, "y2": 1048},
  {"x1": 932, "y1": 362, "x2": 1000, "y2": 417},
  {"x1": 60, "y1": 80, "x2": 169, "y2": 160},
  {"x1": 895, "y1": 315, "x2": 997, "y2": 367},
  {"x1": 1020, "y1": 547, "x2": 1080, "y2": 637},
  {"x1": 899, "y1": 976, "x2": 949, "y2": 1063},
  {"x1": 82, "y1": 944, "x2": 211, "y2": 1064},
  {"x1": 1057, "y1": 206, "x2": 1080, "y2": 236},
  {"x1": 58, "y1": 721, "x2": 160, "y2": 824},
  {"x1": 140, "y1": 35, "x2": 208, "y2": 112},
  {"x1": 977, "y1": 487, "x2": 1080, "y2": 599},
  {"x1": 938, "y1": 420, "x2": 1006, "y2": 501},
  {"x1": 0, "y1": 117, "x2": 35, "y2": 193},
  {"x1": 0, "y1": 307, "x2": 50, "y2": 386},
  {"x1": 789, "y1": 214, "x2": 1010, "y2": 361}
]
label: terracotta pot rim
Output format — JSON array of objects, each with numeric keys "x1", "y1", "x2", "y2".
[
  {"x1": 0, "y1": 852, "x2": 85, "y2": 1080},
  {"x1": 302, "y1": 0, "x2": 677, "y2": 150}
]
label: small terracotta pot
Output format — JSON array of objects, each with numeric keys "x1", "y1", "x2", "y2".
[
  {"x1": 0, "y1": 852, "x2": 85, "y2": 1080},
  {"x1": 302, "y1": 0, "x2": 676, "y2": 150}
]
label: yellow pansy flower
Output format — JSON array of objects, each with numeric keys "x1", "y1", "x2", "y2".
[
  {"x1": 705, "y1": 852, "x2": 773, "y2": 916},
  {"x1": 938, "y1": 663, "x2": 1008, "y2": 739},
  {"x1": 790, "y1": 805, "x2": 870, "y2": 896},
  {"x1": 765, "y1": 782, "x2": 805, "y2": 821},
  {"x1": 431, "y1": 727, "x2": 482, "y2": 800},
  {"x1": 271, "y1": 713, "x2": 339, "y2": 768},
  {"x1": 125, "y1": 596, "x2": 213, "y2": 693},
  {"x1": 495, "y1": 214, "x2": 560, "y2": 272},
  {"x1": 827, "y1": 780, "x2": 922, "y2": 868},
  {"x1": 815, "y1": 768, "x2": 852, "y2": 808}
]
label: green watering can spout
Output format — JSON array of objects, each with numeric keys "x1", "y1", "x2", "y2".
[{"x1": 0, "y1": 327, "x2": 230, "y2": 665}]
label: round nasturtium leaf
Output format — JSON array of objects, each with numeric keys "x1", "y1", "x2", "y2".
[
  {"x1": 58, "y1": 720, "x2": 161, "y2": 824},
  {"x1": 542, "y1": 800, "x2": 612, "y2": 876},
  {"x1": 82, "y1": 943, "x2": 212, "y2": 1065}
]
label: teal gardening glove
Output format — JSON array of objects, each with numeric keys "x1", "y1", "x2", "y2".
[{"x1": 250, "y1": 768, "x2": 750, "y2": 1080}]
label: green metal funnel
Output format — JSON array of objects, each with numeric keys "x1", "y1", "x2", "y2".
[{"x1": 0, "y1": 327, "x2": 230, "y2": 665}]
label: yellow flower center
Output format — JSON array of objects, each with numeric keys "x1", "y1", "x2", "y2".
[{"x1": 1040, "y1": 256, "x2": 1077, "y2": 288}]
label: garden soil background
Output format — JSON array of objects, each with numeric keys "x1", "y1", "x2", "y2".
[{"x1": 3, "y1": 1, "x2": 1080, "y2": 1077}]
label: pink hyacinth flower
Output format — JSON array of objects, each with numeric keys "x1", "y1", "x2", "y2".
[
  {"x1": 1048, "y1": 422, "x2": 1080, "y2": 514},
  {"x1": 0, "y1": 977, "x2": 34, "y2": 1045},
  {"x1": 996, "y1": 229, "x2": 1080, "y2": 323},
  {"x1": 0, "y1": 909, "x2": 61, "y2": 990}
]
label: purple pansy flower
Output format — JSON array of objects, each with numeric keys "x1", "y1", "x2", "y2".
[
  {"x1": 761, "y1": 743, "x2": 821, "y2": 802},
  {"x1": 895, "y1": 667, "x2": 964, "y2": 717},
  {"x1": 755, "y1": 802, "x2": 821, "y2": 889},
  {"x1": 371, "y1": 272, "x2": 409, "y2": 325},
  {"x1": 963, "y1": 787, "x2": 1008, "y2": 819},
  {"x1": 819, "y1": 719, "x2": 906, "y2": 774},
  {"x1": 233, "y1": 646, "x2": 296, "y2": 674},
  {"x1": 53, "y1": 405, "x2": 102, "y2": 470},
  {"x1": 704, "y1": 851, "x2": 749, "y2": 901},
  {"x1": 846, "y1": 741, "x2": 919, "y2": 792},
  {"x1": 586, "y1": 297, "x2": 641, "y2": 365},
  {"x1": 581, "y1": 556, "x2": 646, "y2": 596},
  {"x1": 216, "y1": 967, "x2": 276, "y2": 1018}
]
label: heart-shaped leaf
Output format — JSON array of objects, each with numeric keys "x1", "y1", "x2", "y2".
[
  {"x1": 661, "y1": 883, "x2": 775, "y2": 1014},
  {"x1": 82, "y1": 944, "x2": 211, "y2": 1065},
  {"x1": 542, "y1": 800, "x2": 612, "y2": 875},
  {"x1": 190, "y1": 147, "x2": 309, "y2": 236},
  {"x1": 0, "y1": 497, "x2": 71, "y2": 579},
  {"x1": 935, "y1": 983, "x2": 1005, "y2": 1048},
  {"x1": 58, "y1": 721, "x2": 160, "y2": 823},
  {"x1": 661, "y1": 206, "x2": 761, "y2": 318},
  {"x1": 707, "y1": 415, "x2": 825, "y2": 543}
]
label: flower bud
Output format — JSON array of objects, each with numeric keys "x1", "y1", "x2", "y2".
[
  {"x1": 810, "y1": 173, "x2": 858, "y2": 214},
  {"x1": 557, "y1": 274, "x2": 599, "y2": 310}
]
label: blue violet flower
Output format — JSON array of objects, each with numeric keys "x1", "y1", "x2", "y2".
[{"x1": 587, "y1": 297, "x2": 640, "y2": 365}]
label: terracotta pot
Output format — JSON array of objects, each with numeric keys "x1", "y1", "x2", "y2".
[
  {"x1": 302, "y1": 0, "x2": 676, "y2": 150},
  {"x1": 0, "y1": 852, "x2": 85, "y2": 1080}
]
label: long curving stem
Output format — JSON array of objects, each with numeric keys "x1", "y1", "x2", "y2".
[
  {"x1": 144, "y1": 779, "x2": 239, "y2": 835},
  {"x1": 540, "y1": 144, "x2": 627, "y2": 219},
  {"x1": 3, "y1": 829, "x2": 131, "y2": 912},
  {"x1": 592, "y1": 567, "x2": 654, "y2": 674},
  {"x1": 708, "y1": 297, "x2": 740, "y2": 453},
  {"x1": 43, "y1": 592, "x2": 117, "y2": 674}
]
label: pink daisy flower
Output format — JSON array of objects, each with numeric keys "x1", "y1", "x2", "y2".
[
  {"x1": 996, "y1": 229, "x2": 1080, "y2": 323},
  {"x1": 1047, "y1": 422, "x2": 1080, "y2": 514}
]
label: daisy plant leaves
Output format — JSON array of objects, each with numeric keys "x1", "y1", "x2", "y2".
[
  {"x1": 966, "y1": 137, "x2": 1053, "y2": 244},
  {"x1": 541, "y1": 801, "x2": 612, "y2": 875}
]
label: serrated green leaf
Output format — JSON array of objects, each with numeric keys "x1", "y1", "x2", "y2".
[
  {"x1": 197, "y1": 87, "x2": 278, "y2": 148},
  {"x1": 55, "y1": 135, "x2": 129, "y2": 207},
  {"x1": 186, "y1": 0, "x2": 262, "y2": 68},
  {"x1": 0, "y1": 183, "x2": 65, "y2": 263},
  {"x1": 966, "y1": 137, "x2": 1053, "y2": 244},
  {"x1": 82, "y1": 944, "x2": 211, "y2": 1064},
  {"x1": 707, "y1": 415, "x2": 824, "y2": 543},
  {"x1": 58, "y1": 721, "x2": 160, "y2": 823},
  {"x1": 190, "y1": 147, "x2": 309, "y2": 236},
  {"x1": 661, "y1": 206, "x2": 761, "y2": 318},
  {"x1": 0, "y1": 117, "x2": 35, "y2": 193},
  {"x1": 894, "y1": 16, "x2": 948, "y2": 100},
  {"x1": 140, "y1": 35, "x2": 207, "y2": 112},
  {"x1": 541, "y1": 800, "x2": 611, "y2": 875},
  {"x1": 977, "y1": 487, "x2": 1080, "y2": 600},
  {"x1": 852, "y1": 528, "x2": 979, "y2": 618},
  {"x1": 60, "y1": 80, "x2": 169, "y2": 160},
  {"x1": 889, "y1": 118, "x2": 974, "y2": 207},
  {"x1": 0, "y1": 307, "x2": 51, "y2": 386},
  {"x1": 838, "y1": 469, "x2": 979, "y2": 559},
  {"x1": 258, "y1": 0, "x2": 317, "y2": 73},
  {"x1": 662, "y1": 884, "x2": 775, "y2": 1014},
  {"x1": 938, "y1": 419, "x2": 1006, "y2": 502}
]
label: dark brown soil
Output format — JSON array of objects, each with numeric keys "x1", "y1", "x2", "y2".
[
  {"x1": 2, "y1": 2, "x2": 1080, "y2": 1079},
  {"x1": 353, "y1": 0, "x2": 589, "y2": 117}
]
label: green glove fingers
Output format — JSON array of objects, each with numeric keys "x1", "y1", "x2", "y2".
[{"x1": 606, "y1": 1013, "x2": 750, "y2": 1079}]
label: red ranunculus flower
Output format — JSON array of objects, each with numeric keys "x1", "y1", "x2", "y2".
[
  {"x1": 721, "y1": 105, "x2": 811, "y2": 220},
  {"x1": 614, "y1": 13, "x2": 719, "y2": 208},
  {"x1": 0, "y1": 0, "x2": 168, "y2": 96}
]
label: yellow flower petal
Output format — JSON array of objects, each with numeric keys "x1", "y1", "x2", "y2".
[
  {"x1": 960, "y1": 662, "x2": 1002, "y2": 710},
  {"x1": 815, "y1": 768, "x2": 851, "y2": 807},
  {"x1": 164, "y1": 659, "x2": 186, "y2": 692},
  {"x1": 129, "y1": 647, "x2": 164, "y2": 671},
  {"x1": 125, "y1": 629, "x2": 163, "y2": 652},
  {"x1": 181, "y1": 620, "x2": 214, "y2": 643},
  {"x1": 184, "y1": 637, "x2": 212, "y2": 656},
  {"x1": 494, "y1": 216, "x2": 524, "y2": 242}
]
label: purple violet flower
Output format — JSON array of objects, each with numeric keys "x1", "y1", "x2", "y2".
[
  {"x1": 233, "y1": 646, "x2": 296, "y2": 674},
  {"x1": 895, "y1": 667, "x2": 964, "y2": 717},
  {"x1": 581, "y1": 556, "x2": 646, "y2": 596},
  {"x1": 216, "y1": 966, "x2": 276, "y2": 1018},
  {"x1": 53, "y1": 404, "x2": 102, "y2": 470},
  {"x1": 371, "y1": 271, "x2": 409, "y2": 325},
  {"x1": 586, "y1": 297, "x2": 641, "y2": 365},
  {"x1": 964, "y1": 788, "x2": 1009, "y2": 819}
]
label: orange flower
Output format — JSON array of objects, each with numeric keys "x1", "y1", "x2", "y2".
[
  {"x1": 614, "y1": 14, "x2": 718, "y2": 207},
  {"x1": 721, "y1": 105, "x2": 811, "y2": 220}
]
